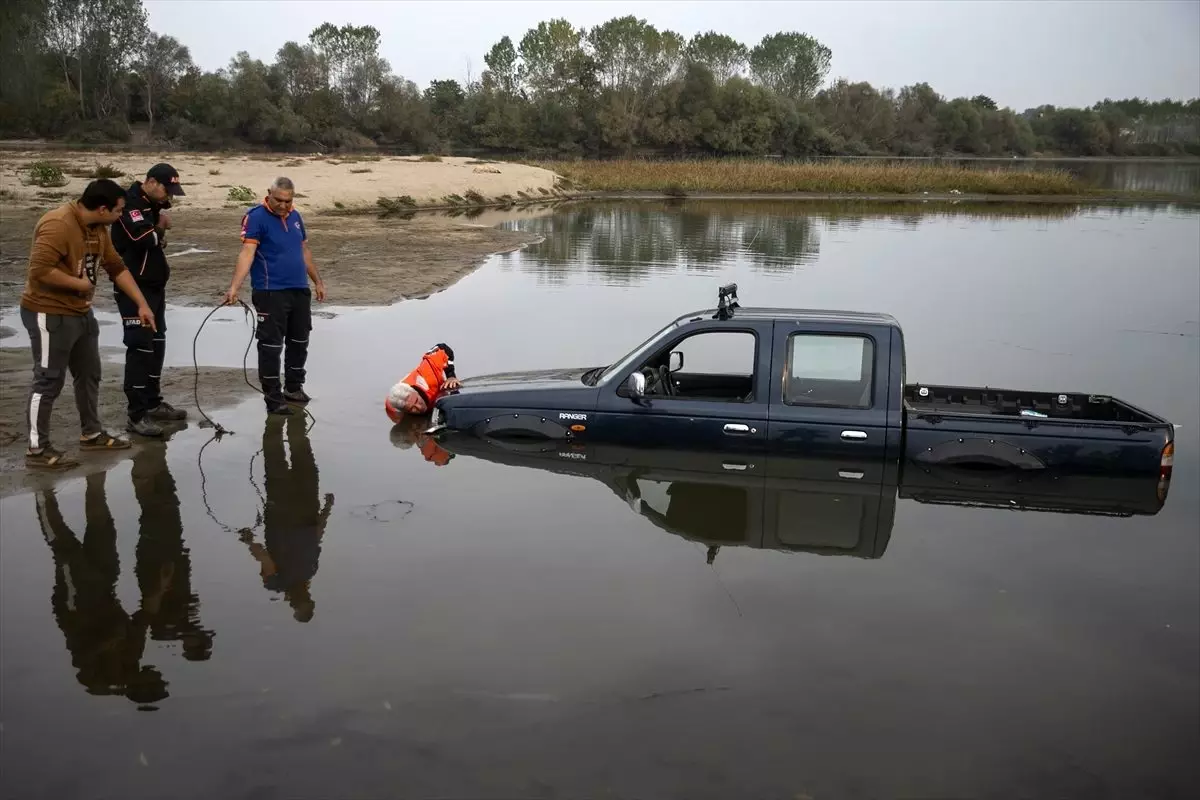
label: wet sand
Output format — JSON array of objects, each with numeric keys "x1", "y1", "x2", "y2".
[
  {"x1": 1, "y1": 208, "x2": 543, "y2": 310},
  {"x1": 0, "y1": 347, "x2": 256, "y2": 497}
]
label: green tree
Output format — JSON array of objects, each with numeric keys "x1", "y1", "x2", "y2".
[
  {"x1": 133, "y1": 33, "x2": 191, "y2": 138},
  {"x1": 748, "y1": 32, "x2": 831, "y2": 101},
  {"x1": 483, "y1": 35, "x2": 521, "y2": 96},
  {"x1": 684, "y1": 31, "x2": 748, "y2": 83}
]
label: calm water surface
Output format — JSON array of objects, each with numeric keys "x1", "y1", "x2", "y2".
[{"x1": 1, "y1": 200, "x2": 1198, "y2": 800}]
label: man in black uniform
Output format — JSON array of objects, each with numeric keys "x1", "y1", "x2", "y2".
[{"x1": 110, "y1": 163, "x2": 188, "y2": 437}]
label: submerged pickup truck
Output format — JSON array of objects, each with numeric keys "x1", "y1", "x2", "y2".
[
  {"x1": 430, "y1": 284, "x2": 1176, "y2": 481},
  {"x1": 432, "y1": 436, "x2": 1172, "y2": 563}
]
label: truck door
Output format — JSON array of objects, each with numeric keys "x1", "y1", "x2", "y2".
[
  {"x1": 593, "y1": 320, "x2": 774, "y2": 456},
  {"x1": 767, "y1": 321, "x2": 892, "y2": 461}
]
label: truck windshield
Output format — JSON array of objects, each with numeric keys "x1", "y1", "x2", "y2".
[{"x1": 593, "y1": 319, "x2": 684, "y2": 386}]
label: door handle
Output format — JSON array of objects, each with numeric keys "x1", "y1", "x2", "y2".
[
  {"x1": 841, "y1": 430, "x2": 867, "y2": 441},
  {"x1": 722, "y1": 462, "x2": 752, "y2": 471},
  {"x1": 838, "y1": 470, "x2": 865, "y2": 480},
  {"x1": 723, "y1": 423, "x2": 752, "y2": 435}
]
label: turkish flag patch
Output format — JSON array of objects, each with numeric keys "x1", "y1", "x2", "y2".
[{"x1": 129, "y1": 209, "x2": 144, "y2": 222}]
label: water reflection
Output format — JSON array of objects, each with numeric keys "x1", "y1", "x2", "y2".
[
  {"x1": 503, "y1": 200, "x2": 1165, "y2": 283},
  {"x1": 34, "y1": 444, "x2": 212, "y2": 708},
  {"x1": 241, "y1": 418, "x2": 334, "y2": 623},
  {"x1": 433, "y1": 434, "x2": 1168, "y2": 563}
]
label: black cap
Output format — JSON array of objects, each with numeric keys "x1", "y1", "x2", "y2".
[{"x1": 147, "y1": 162, "x2": 185, "y2": 196}]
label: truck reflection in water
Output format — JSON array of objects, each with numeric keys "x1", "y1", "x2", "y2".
[
  {"x1": 33, "y1": 444, "x2": 213, "y2": 709},
  {"x1": 434, "y1": 432, "x2": 1171, "y2": 563}
]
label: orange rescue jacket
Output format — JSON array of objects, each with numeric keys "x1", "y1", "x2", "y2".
[{"x1": 402, "y1": 343, "x2": 456, "y2": 407}]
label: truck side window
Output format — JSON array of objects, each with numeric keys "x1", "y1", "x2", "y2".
[
  {"x1": 641, "y1": 331, "x2": 757, "y2": 402},
  {"x1": 784, "y1": 334, "x2": 874, "y2": 409}
]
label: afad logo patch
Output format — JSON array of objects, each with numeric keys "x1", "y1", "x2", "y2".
[
  {"x1": 129, "y1": 209, "x2": 144, "y2": 222},
  {"x1": 123, "y1": 317, "x2": 143, "y2": 328}
]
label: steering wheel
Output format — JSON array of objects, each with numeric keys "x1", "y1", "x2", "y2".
[{"x1": 659, "y1": 364, "x2": 676, "y2": 397}]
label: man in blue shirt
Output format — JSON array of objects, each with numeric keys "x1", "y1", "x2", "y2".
[{"x1": 224, "y1": 177, "x2": 327, "y2": 415}]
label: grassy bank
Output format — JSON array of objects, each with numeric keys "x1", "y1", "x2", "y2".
[{"x1": 538, "y1": 159, "x2": 1086, "y2": 196}]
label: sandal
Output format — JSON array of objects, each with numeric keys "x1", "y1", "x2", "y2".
[
  {"x1": 26, "y1": 446, "x2": 80, "y2": 470},
  {"x1": 79, "y1": 430, "x2": 132, "y2": 451}
]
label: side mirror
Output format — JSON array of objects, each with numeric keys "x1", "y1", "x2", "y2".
[
  {"x1": 626, "y1": 371, "x2": 646, "y2": 398},
  {"x1": 669, "y1": 351, "x2": 684, "y2": 373}
]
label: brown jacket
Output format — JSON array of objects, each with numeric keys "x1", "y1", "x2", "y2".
[{"x1": 20, "y1": 202, "x2": 127, "y2": 316}]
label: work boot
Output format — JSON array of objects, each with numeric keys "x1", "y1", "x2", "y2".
[
  {"x1": 267, "y1": 404, "x2": 295, "y2": 417},
  {"x1": 126, "y1": 417, "x2": 164, "y2": 437},
  {"x1": 282, "y1": 388, "x2": 311, "y2": 405},
  {"x1": 147, "y1": 401, "x2": 188, "y2": 421}
]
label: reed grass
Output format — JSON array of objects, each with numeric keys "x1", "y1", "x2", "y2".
[{"x1": 537, "y1": 158, "x2": 1085, "y2": 196}]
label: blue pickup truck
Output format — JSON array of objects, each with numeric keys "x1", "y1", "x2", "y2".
[{"x1": 430, "y1": 284, "x2": 1176, "y2": 482}]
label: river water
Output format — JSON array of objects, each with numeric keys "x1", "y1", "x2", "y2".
[{"x1": 1, "y1": 200, "x2": 1198, "y2": 800}]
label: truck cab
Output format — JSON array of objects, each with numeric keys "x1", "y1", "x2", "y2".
[{"x1": 433, "y1": 284, "x2": 1174, "y2": 483}]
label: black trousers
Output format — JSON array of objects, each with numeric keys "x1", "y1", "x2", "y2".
[
  {"x1": 252, "y1": 288, "x2": 312, "y2": 407},
  {"x1": 116, "y1": 286, "x2": 166, "y2": 421}
]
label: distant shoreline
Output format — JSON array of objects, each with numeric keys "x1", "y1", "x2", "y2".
[
  {"x1": 1, "y1": 141, "x2": 1198, "y2": 164},
  {"x1": 572, "y1": 191, "x2": 1199, "y2": 205}
]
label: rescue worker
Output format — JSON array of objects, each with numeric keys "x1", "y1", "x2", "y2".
[
  {"x1": 223, "y1": 177, "x2": 327, "y2": 416},
  {"x1": 20, "y1": 179, "x2": 157, "y2": 469},
  {"x1": 110, "y1": 162, "x2": 188, "y2": 437},
  {"x1": 384, "y1": 343, "x2": 462, "y2": 423}
]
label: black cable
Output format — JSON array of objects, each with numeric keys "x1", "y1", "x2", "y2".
[
  {"x1": 191, "y1": 298, "x2": 316, "y2": 435},
  {"x1": 192, "y1": 296, "x2": 316, "y2": 536}
]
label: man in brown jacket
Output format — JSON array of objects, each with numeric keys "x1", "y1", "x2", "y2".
[{"x1": 19, "y1": 179, "x2": 157, "y2": 469}]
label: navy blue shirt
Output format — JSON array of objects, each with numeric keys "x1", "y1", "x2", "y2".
[{"x1": 240, "y1": 203, "x2": 308, "y2": 291}]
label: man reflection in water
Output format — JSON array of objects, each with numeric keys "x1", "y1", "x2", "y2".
[
  {"x1": 243, "y1": 416, "x2": 333, "y2": 623},
  {"x1": 35, "y1": 472, "x2": 162, "y2": 705},
  {"x1": 389, "y1": 414, "x2": 453, "y2": 466},
  {"x1": 131, "y1": 443, "x2": 215, "y2": 660}
]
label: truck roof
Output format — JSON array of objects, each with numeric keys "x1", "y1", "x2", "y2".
[{"x1": 676, "y1": 306, "x2": 902, "y2": 328}]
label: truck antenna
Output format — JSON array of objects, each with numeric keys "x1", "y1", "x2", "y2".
[{"x1": 715, "y1": 283, "x2": 740, "y2": 320}]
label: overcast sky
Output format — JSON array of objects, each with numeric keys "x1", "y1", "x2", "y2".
[{"x1": 143, "y1": 0, "x2": 1199, "y2": 110}]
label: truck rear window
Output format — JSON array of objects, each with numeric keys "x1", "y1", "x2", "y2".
[{"x1": 785, "y1": 334, "x2": 875, "y2": 409}]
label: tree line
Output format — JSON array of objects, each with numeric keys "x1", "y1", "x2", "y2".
[{"x1": 2, "y1": 0, "x2": 1198, "y2": 158}]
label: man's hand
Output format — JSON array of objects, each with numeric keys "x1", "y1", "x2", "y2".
[
  {"x1": 223, "y1": 286, "x2": 239, "y2": 306},
  {"x1": 138, "y1": 304, "x2": 158, "y2": 333},
  {"x1": 158, "y1": 210, "x2": 173, "y2": 230},
  {"x1": 314, "y1": 280, "x2": 326, "y2": 302},
  {"x1": 445, "y1": 378, "x2": 462, "y2": 391},
  {"x1": 71, "y1": 275, "x2": 94, "y2": 294}
]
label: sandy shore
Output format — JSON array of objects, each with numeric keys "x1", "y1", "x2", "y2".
[
  {"x1": 0, "y1": 151, "x2": 564, "y2": 212},
  {"x1": 0, "y1": 347, "x2": 257, "y2": 497}
]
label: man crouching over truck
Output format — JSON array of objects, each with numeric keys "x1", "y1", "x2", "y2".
[{"x1": 384, "y1": 343, "x2": 461, "y2": 424}]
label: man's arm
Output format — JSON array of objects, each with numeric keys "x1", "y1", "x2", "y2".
[
  {"x1": 28, "y1": 220, "x2": 91, "y2": 293},
  {"x1": 224, "y1": 241, "x2": 257, "y2": 305},
  {"x1": 300, "y1": 225, "x2": 325, "y2": 302},
  {"x1": 111, "y1": 270, "x2": 158, "y2": 332},
  {"x1": 115, "y1": 202, "x2": 159, "y2": 257}
]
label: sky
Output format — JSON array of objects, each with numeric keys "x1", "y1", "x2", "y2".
[{"x1": 143, "y1": 0, "x2": 1200, "y2": 110}]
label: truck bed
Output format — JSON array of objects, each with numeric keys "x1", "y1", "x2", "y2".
[{"x1": 904, "y1": 384, "x2": 1168, "y2": 426}]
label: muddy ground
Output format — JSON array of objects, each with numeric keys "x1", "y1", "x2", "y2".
[
  {"x1": 0, "y1": 346, "x2": 256, "y2": 497},
  {"x1": 0, "y1": 205, "x2": 542, "y2": 495},
  {"x1": 0, "y1": 208, "x2": 542, "y2": 310}
]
